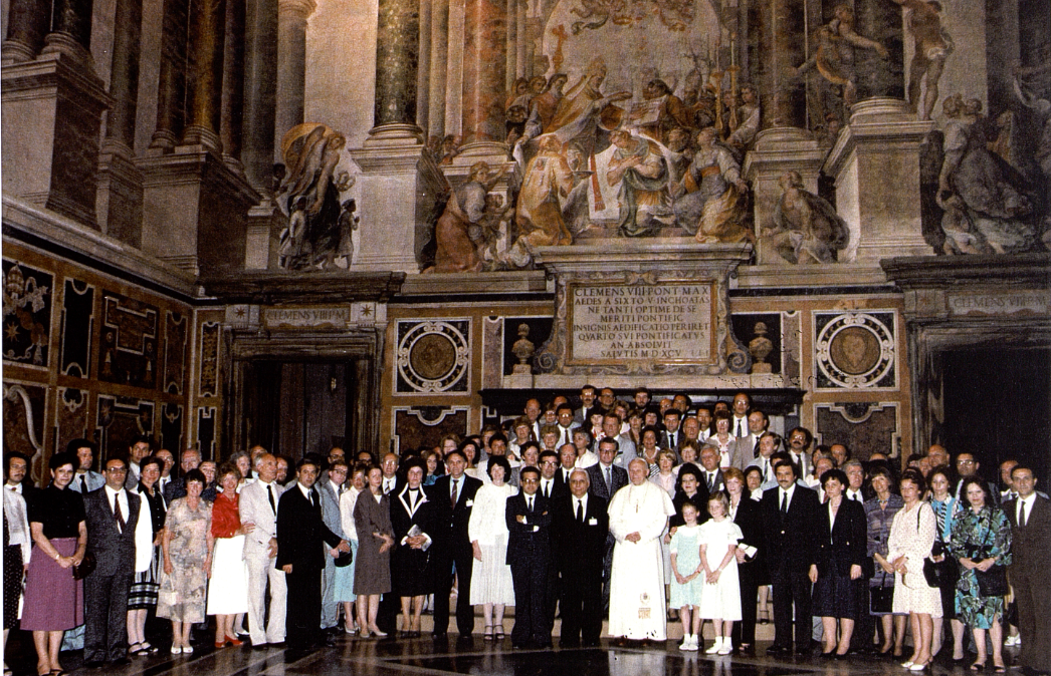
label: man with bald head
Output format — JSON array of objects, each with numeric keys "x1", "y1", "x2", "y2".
[
  {"x1": 608, "y1": 458, "x2": 675, "y2": 643},
  {"x1": 552, "y1": 469, "x2": 608, "y2": 647},
  {"x1": 239, "y1": 452, "x2": 287, "y2": 647},
  {"x1": 926, "y1": 444, "x2": 949, "y2": 469}
]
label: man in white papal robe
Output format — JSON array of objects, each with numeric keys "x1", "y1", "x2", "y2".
[{"x1": 607, "y1": 458, "x2": 676, "y2": 641}]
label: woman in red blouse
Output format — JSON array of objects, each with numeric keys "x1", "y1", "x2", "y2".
[{"x1": 206, "y1": 464, "x2": 254, "y2": 647}]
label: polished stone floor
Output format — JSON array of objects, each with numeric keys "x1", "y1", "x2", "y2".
[{"x1": 3, "y1": 629, "x2": 1024, "y2": 676}]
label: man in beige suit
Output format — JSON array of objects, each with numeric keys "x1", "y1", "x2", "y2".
[{"x1": 239, "y1": 452, "x2": 287, "y2": 648}]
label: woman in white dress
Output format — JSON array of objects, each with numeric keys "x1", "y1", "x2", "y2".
[
  {"x1": 337, "y1": 465, "x2": 366, "y2": 634},
  {"x1": 467, "y1": 455, "x2": 517, "y2": 640},
  {"x1": 697, "y1": 491, "x2": 743, "y2": 655},
  {"x1": 887, "y1": 469, "x2": 942, "y2": 671},
  {"x1": 206, "y1": 464, "x2": 253, "y2": 647}
]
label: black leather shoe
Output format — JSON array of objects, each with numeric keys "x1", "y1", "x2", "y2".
[
  {"x1": 767, "y1": 645, "x2": 790, "y2": 655},
  {"x1": 84, "y1": 661, "x2": 105, "y2": 669}
]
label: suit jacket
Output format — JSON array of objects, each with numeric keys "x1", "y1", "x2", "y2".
[
  {"x1": 240, "y1": 479, "x2": 284, "y2": 559},
  {"x1": 699, "y1": 469, "x2": 726, "y2": 496},
  {"x1": 814, "y1": 498, "x2": 867, "y2": 577},
  {"x1": 551, "y1": 493, "x2": 608, "y2": 577},
  {"x1": 733, "y1": 496, "x2": 765, "y2": 571},
  {"x1": 83, "y1": 487, "x2": 141, "y2": 577},
  {"x1": 432, "y1": 473, "x2": 482, "y2": 559},
  {"x1": 553, "y1": 467, "x2": 576, "y2": 496},
  {"x1": 318, "y1": 481, "x2": 347, "y2": 539},
  {"x1": 1004, "y1": 495, "x2": 1051, "y2": 578},
  {"x1": 586, "y1": 462, "x2": 627, "y2": 503},
  {"x1": 761, "y1": 483, "x2": 820, "y2": 576},
  {"x1": 276, "y1": 484, "x2": 342, "y2": 571},
  {"x1": 732, "y1": 434, "x2": 761, "y2": 471},
  {"x1": 659, "y1": 430, "x2": 682, "y2": 452},
  {"x1": 505, "y1": 492, "x2": 552, "y2": 565}
]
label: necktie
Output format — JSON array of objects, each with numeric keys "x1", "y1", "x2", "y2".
[
  {"x1": 735, "y1": 419, "x2": 743, "y2": 436},
  {"x1": 527, "y1": 496, "x2": 534, "y2": 512},
  {"x1": 708, "y1": 473, "x2": 715, "y2": 492},
  {"x1": 780, "y1": 492, "x2": 788, "y2": 516},
  {"x1": 268, "y1": 484, "x2": 276, "y2": 513},
  {"x1": 605, "y1": 466, "x2": 612, "y2": 493},
  {"x1": 451, "y1": 478, "x2": 459, "y2": 508},
  {"x1": 576, "y1": 499, "x2": 583, "y2": 523},
  {"x1": 114, "y1": 496, "x2": 126, "y2": 532},
  {"x1": 310, "y1": 490, "x2": 317, "y2": 508},
  {"x1": 80, "y1": 475, "x2": 88, "y2": 493},
  {"x1": 1019, "y1": 502, "x2": 1027, "y2": 527}
]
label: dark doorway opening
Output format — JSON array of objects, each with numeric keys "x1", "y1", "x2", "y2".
[
  {"x1": 942, "y1": 348, "x2": 1051, "y2": 486},
  {"x1": 241, "y1": 360, "x2": 360, "y2": 459}
]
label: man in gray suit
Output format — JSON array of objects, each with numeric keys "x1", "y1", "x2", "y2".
[
  {"x1": 83, "y1": 458, "x2": 141, "y2": 667},
  {"x1": 318, "y1": 457, "x2": 349, "y2": 633},
  {"x1": 731, "y1": 410, "x2": 768, "y2": 470},
  {"x1": 239, "y1": 452, "x2": 287, "y2": 648}
]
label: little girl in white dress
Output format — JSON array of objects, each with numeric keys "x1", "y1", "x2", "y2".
[{"x1": 697, "y1": 491, "x2": 744, "y2": 655}]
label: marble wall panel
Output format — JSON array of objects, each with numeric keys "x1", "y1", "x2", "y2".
[
  {"x1": 56, "y1": 387, "x2": 91, "y2": 456},
  {"x1": 392, "y1": 406, "x2": 468, "y2": 456},
  {"x1": 59, "y1": 278, "x2": 95, "y2": 378},
  {"x1": 164, "y1": 310, "x2": 188, "y2": 394},
  {"x1": 2, "y1": 260, "x2": 54, "y2": 369},
  {"x1": 96, "y1": 394, "x2": 156, "y2": 461},
  {"x1": 99, "y1": 292, "x2": 160, "y2": 389},
  {"x1": 3, "y1": 381, "x2": 47, "y2": 481},
  {"x1": 815, "y1": 401, "x2": 900, "y2": 460}
]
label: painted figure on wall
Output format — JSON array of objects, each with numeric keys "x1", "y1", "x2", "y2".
[
  {"x1": 892, "y1": 0, "x2": 953, "y2": 122},
  {"x1": 514, "y1": 136, "x2": 576, "y2": 253},
  {"x1": 430, "y1": 162, "x2": 509, "y2": 273},
  {"x1": 936, "y1": 95, "x2": 1039, "y2": 254},
  {"x1": 546, "y1": 57, "x2": 632, "y2": 158},
  {"x1": 797, "y1": 5, "x2": 888, "y2": 126},
  {"x1": 607, "y1": 129, "x2": 674, "y2": 237},
  {"x1": 276, "y1": 124, "x2": 355, "y2": 270},
  {"x1": 672, "y1": 126, "x2": 751, "y2": 243},
  {"x1": 762, "y1": 171, "x2": 850, "y2": 264}
]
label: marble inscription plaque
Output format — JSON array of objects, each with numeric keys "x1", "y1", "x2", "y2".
[
  {"x1": 568, "y1": 282, "x2": 716, "y2": 364},
  {"x1": 262, "y1": 306, "x2": 350, "y2": 329},
  {"x1": 947, "y1": 291, "x2": 1050, "y2": 317}
]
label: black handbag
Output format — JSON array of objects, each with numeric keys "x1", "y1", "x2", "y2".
[
  {"x1": 72, "y1": 551, "x2": 97, "y2": 580},
  {"x1": 975, "y1": 565, "x2": 1008, "y2": 597},
  {"x1": 870, "y1": 571, "x2": 894, "y2": 613},
  {"x1": 923, "y1": 540, "x2": 956, "y2": 587}
]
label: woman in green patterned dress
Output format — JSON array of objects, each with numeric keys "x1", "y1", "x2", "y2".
[{"x1": 949, "y1": 477, "x2": 1011, "y2": 672}]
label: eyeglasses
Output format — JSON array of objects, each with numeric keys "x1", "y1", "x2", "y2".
[{"x1": 106, "y1": 467, "x2": 128, "y2": 473}]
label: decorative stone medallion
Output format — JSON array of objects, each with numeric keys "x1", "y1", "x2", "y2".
[
  {"x1": 396, "y1": 319, "x2": 471, "y2": 393},
  {"x1": 815, "y1": 312, "x2": 896, "y2": 389}
]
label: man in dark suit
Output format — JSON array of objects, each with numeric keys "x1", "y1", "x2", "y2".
[
  {"x1": 1004, "y1": 466, "x2": 1051, "y2": 675},
  {"x1": 552, "y1": 469, "x2": 608, "y2": 647},
  {"x1": 586, "y1": 437, "x2": 628, "y2": 611},
  {"x1": 659, "y1": 409, "x2": 683, "y2": 453},
  {"x1": 430, "y1": 449, "x2": 482, "y2": 639},
  {"x1": 761, "y1": 458, "x2": 819, "y2": 655},
  {"x1": 698, "y1": 444, "x2": 727, "y2": 495},
  {"x1": 731, "y1": 410, "x2": 767, "y2": 470},
  {"x1": 83, "y1": 458, "x2": 141, "y2": 666},
  {"x1": 276, "y1": 458, "x2": 350, "y2": 651},
  {"x1": 506, "y1": 466, "x2": 552, "y2": 649},
  {"x1": 554, "y1": 444, "x2": 577, "y2": 491},
  {"x1": 573, "y1": 384, "x2": 598, "y2": 425}
]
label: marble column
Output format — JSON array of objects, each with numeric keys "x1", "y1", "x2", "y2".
[
  {"x1": 459, "y1": 0, "x2": 506, "y2": 153},
  {"x1": 759, "y1": 0, "x2": 806, "y2": 130},
  {"x1": 242, "y1": 0, "x2": 278, "y2": 189},
  {"x1": 416, "y1": 0, "x2": 432, "y2": 135},
  {"x1": 149, "y1": 0, "x2": 190, "y2": 152},
  {"x1": 182, "y1": 0, "x2": 226, "y2": 150},
  {"x1": 97, "y1": 0, "x2": 145, "y2": 244},
  {"x1": 41, "y1": 0, "x2": 94, "y2": 62},
  {"x1": 426, "y1": 0, "x2": 449, "y2": 140},
  {"x1": 504, "y1": 0, "x2": 516, "y2": 91},
  {"x1": 242, "y1": 0, "x2": 280, "y2": 269},
  {"x1": 745, "y1": 0, "x2": 820, "y2": 257},
  {"x1": 1, "y1": 0, "x2": 50, "y2": 63},
  {"x1": 853, "y1": 0, "x2": 904, "y2": 102},
  {"x1": 220, "y1": 0, "x2": 246, "y2": 170},
  {"x1": 515, "y1": 0, "x2": 527, "y2": 79},
  {"x1": 373, "y1": 0, "x2": 420, "y2": 133},
  {"x1": 275, "y1": 0, "x2": 315, "y2": 152},
  {"x1": 353, "y1": 0, "x2": 442, "y2": 273}
]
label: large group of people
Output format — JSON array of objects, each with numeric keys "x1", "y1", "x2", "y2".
[{"x1": 3, "y1": 387, "x2": 1049, "y2": 676}]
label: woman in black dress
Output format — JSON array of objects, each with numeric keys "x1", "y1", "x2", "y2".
[
  {"x1": 726, "y1": 467, "x2": 764, "y2": 655},
  {"x1": 389, "y1": 459, "x2": 438, "y2": 637},
  {"x1": 22, "y1": 453, "x2": 87, "y2": 676},
  {"x1": 813, "y1": 468, "x2": 867, "y2": 657}
]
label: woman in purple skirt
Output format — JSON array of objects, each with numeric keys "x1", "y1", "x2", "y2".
[{"x1": 22, "y1": 453, "x2": 87, "y2": 676}]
